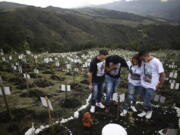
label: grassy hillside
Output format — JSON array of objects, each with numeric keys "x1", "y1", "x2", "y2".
[{"x1": 0, "y1": 3, "x2": 180, "y2": 53}]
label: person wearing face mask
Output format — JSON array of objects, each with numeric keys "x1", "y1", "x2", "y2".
[
  {"x1": 137, "y1": 50, "x2": 165, "y2": 119},
  {"x1": 88, "y1": 50, "x2": 108, "y2": 113},
  {"x1": 120, "y1": 54, "x2": 143, "y2": 116}
]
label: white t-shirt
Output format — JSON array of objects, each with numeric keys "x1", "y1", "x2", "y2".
[
  {"x1": 127, "y1": 61, "x2": 142, "y2": 86},
  {"x1": 141, "y1": 57, "x2": 164, "y2": 90}
]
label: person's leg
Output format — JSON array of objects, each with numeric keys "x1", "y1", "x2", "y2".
[
  {"x1": 143, "y1": 88, "x2": 155, "y2": 111},
  {"x1": 90, "y1": 83, "x2": 98, "y2": 113},
  {"x1": 134, "y1": 86, "x2": 144, "y2": 104},
  {"x1": 121, "y1": 83, "x2": 137, "y2": 116},
  {"x1": 105, "y1": 75, "x2": 114, "y2": 106},
  {"x1": 96, "y1": 82, "x2": 105, "y2": 109},
  {"x1": 112, "y1": 78, "x2": 120, "y2": 102}
]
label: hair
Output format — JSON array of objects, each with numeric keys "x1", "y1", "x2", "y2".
[
  {"x1": 99, "y1": 50, "x2": 108, "y2": 56},
  {"x1": 111, "y1": 55, "x2": 120, "y2": 64},
  {"x1": 132, "y1": 54, "x2": 141, "y2": 66},
  {"x1": 138, "y1": 50, "x2": 150, "y2": 57}
]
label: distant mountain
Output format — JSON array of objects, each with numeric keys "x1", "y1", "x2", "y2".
[
  {"x1": 96, "y1": 0, "x2": 180, "y2": 22},
  {"x1": 0, "y1": 1, "x2": 27, "y2": 12},
  {"x1": 0, "y1": 2, "x2": 180, "y2": 53}
]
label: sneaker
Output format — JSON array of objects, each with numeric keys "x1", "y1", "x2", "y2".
[
  {"x1": 145, "y1": 111, "x2": 152, "y2": 119},
  {"x1": 137, "y1": 111, "x2": 147, "y2": 117},
  {"x1": 90, "y1": 106, "x2": 95, "y2": 113},
  {"x1": 96, "y1": 102, "x2": 105, "y2": 109},
  {"x1": 130, "y1": 106, "x2": 137, "y2": 112},
  {"x1": 120, "y1": 110, "x2": 128, "y2": 117}
]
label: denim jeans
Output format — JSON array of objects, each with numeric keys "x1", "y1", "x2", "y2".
[
  {"x1": 105, "y1": 75, "x2": 120, "y2": 105},
  {"x1": 91, "y1": 82, "x2": 105, "y2": 106},
  {"x1": 124, "y1": 83, "x2": 143, "y2": 110},
  {"x1": 141, "y1": 87, "x2": 156, "y2": 111}
]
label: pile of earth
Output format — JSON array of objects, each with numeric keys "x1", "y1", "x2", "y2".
[
  {"x1": 0, "y1": 109, "x2": 49, "y2": 135},
  {"x1": 60, "y1": 98, "x2": 81, "y2": 108},
  {"x1": 20, "y1": 89, "x2": 51, "y2": 100},
  {"x1": 33, "y1": 79, "x2": 54, "y2": 88},
  {"x1": 40, "y1": 103, "x2": 179, "y2": 135},
  {"x1": 51, "y1": 75, "x2": 65, "y2": 81}
]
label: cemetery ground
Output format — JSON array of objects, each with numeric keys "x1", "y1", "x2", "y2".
[{"x1": 0, "y1": 49, "x2": 180, "y2": 135}]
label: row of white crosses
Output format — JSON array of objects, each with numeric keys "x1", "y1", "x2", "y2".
[{"x1": 61, "y1": 84, "x2": 71, "y2": 92}]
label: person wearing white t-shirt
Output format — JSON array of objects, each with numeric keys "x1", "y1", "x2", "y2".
[
  {"x1": 120, "y1": 54, "x2": 143, "y2": 116},
  {"x1": 137, "y1": 51, "x2": 165, "y2": 119}
]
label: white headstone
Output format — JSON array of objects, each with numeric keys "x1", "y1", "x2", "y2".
[
  {"x1": 173, "y1": 72, "x2": 178, "y2": 79},
  {"x1": 112, "y1": 93, "x2": 118, "y2": 102},
  {"x1": 61, "y1": 85, "x2": 66, "y2": 91},
  {"x1": 154, "y1": 95, "x2": 160, "y2": 102},
  {"x1": 40, "y1": 97, "x2": 48, "y2": 107},
  {"x1": 119, "y1": 94, "x2": 125, "y2": 103},
  {"x1": 160, "y1": 96, "x2": 166, "y2": 104},
  {"x1": 175, "y1": 83, "x2": 179, "y2": 90},
  {"x1": 169, "y1": 72, "x2": 173, "y2": 78},
  {"x1": 170, "y1": 83, "x2": 175, "y2": 89},
  {"x1": 67, "y1": 85, "x2": 71, "y2": 91},
  {"x1": 47, "y1": 100, "x2": 53, "y2": 111},
  {"x1": 0, "y1": 87, "x2": 11, "y2": 95}
]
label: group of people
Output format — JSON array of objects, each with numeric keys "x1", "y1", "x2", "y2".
[{"x1": 88, "y1": 50, "x2": 165, "y2": 119}]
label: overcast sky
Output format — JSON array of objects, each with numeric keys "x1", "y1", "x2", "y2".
[{"x1": 0, "y1": 0, "x2": 169, "y2": 8}]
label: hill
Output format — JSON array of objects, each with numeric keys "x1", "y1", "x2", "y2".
[
  {"x1": 0, "y1": 2, "x2": 180, "y2": 52},
  {"x1": 96, "y1": 0, "x2": 180, "y2": 22}
]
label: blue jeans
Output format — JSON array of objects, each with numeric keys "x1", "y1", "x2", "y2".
[
  {"x1": 124, "y1": 83, "x2": 143, "y2": 110},
  {"x1": 91, "y1": 82, "x2": 104, "y2": 106},
  {"x1": 141, "y1": 87, "x2": 156, "y2": 111},
  {"x1": 105, "y1": 75, "x2": 120, "y2": 105}
]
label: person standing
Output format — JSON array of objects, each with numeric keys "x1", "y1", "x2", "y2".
[
  {"x1": 120, "y1": 54, "x2": 142, "y2": 116},
  {"x1": 105, "y1": 55, "x2": 128, "y2": 112},
  {"x1": 137, "y1": 50, "x2": 165, "y2": 119},
  {"x1": 88, "y1": 50, "x2": 108, "y2": 113}
]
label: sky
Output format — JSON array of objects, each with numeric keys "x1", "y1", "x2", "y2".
[{"x1": 0, "y1": 0, "x2": 169, "y2": 8}]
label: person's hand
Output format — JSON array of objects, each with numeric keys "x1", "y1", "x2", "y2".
[
  {"x1": 89, "y1": 84, "x2": 93, "y2": 91},
  {"x1": 156, "y1": 83, "x2": 163, "y2": 93}
]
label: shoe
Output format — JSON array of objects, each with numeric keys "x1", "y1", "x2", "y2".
[
  {"x1": 120, "y1": 110, "x2": 127, "y2": 116},
  {"x1": 145, "y1": 111, "x2": 152, "y2": 119},
  {"x1": 130, "y1": 106, "x2": 137, "y2": 112},
  {"x1": 90, "y1": 106, "x2": 95, "y2": 113},
  {"x1": 96, "y1": 102, "x2": 105, "y2": 109},
  {"x1": 137, "y1": 111, "x2": 147, "y2": 117},
  {"x1": 105, "y1": 106, "x2": 110, "y2": 113}
]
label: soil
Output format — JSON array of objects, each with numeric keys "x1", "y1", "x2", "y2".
[
  {"x1": 80, "y1": 80, "x2": 88, "y2": 85},
  {"x1": 51, "y1": 75, "x2": 65, "y2": 81},
  {"x1": 60, "y1": 98, "x2": 81, "y2": 108},
  {"x1": 70, "y1": 83, "x2": 83, "y2": 91},
  {"x1": 20, "y1": 89, "x2": 50, "y2": 100},
  {"x1": 42, "y1": 71, "x2": 55, "y2": 74},
  {"x1": 0, "y1": 108, "x2": 49, "y2": 135},
  {"x1": 40, "y1": 103, "x2": 179, "y2": 135},
  {"x1": 29, "y1": 73, "x2": 42, "y2": 78},
  {"x1": 33, "y1": 79, "x2": 54, "y2": 88}
]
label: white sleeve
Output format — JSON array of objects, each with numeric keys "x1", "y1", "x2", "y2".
[
  {"x1": 157, "y1": 60, "x2": 164, "y2": 73},
  {"x1": 127, "y1": 61, "x2": 132, "y2": 69}
]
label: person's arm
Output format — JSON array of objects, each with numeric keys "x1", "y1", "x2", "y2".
[
  {"x1": 105, "y1": 64, "x2": 117, "y2": 72},
  {"x1": 156, "y1": 72, "x2": 166, "y2": 92},
  {"x1": 88, "y1": 72, "x2": 93, "y2": 91},
  {"x1": 120, "y1": 57, "x2": 129, "y2": 70},
  {"x1": 156, "y1": 60, "x2": 166, "y2": 92}
]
